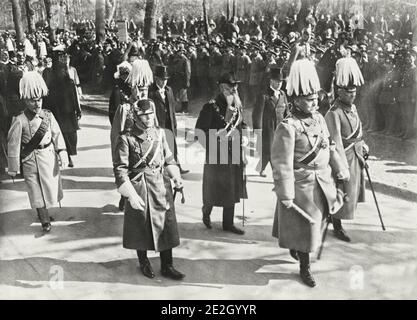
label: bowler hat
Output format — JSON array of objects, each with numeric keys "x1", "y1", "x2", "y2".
[
  {"x1": 218, "y1": 72, "x2": 241, "y2": 85},
  {"x1": 154, "y1": 65, "x2": 170, "y2": 79}
]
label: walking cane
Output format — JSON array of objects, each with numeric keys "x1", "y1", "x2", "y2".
[
  {"x1": 317, "y1": 180, "x2": 348, "y2": 260},
  {"x1": 242, "y1": 198, "x2": 245, "y2": 227},
  {"x1": 364, "y1": 162, "x2": 386, "y2": 231},
  {"x1": 317, "y1": 215, "x2": 331, "y2": 260}
]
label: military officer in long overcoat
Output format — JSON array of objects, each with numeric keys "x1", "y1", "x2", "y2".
[
  {"x1": 271, "y1": 59, "x2": 348, "y2": 287},
  {"x1": 7, "y1": 71, "x2": 67, "y2": 232},
  {"x1": 325, "y1": 57, "x2": 368, "y2": 242},
  {"x1": 252, "y1": 67, "x2": 288, "y2": 177},
  {"x1": 195, "y1": 72, "x2": 248, "y2": 235},
  {"x1": 113, "y1": 98, "x2": 185, "y2": 281}
]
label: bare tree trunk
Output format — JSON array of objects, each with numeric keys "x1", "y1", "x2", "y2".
[
  {"x1": 144, "y1": 0, "x2": 159, "y2": 40},
  {"x1": 232, "y1": 0, "x2": 236, "y2": 18},
  {"x1": 10, "y1": 0, "x2": 24, "y2": 43},
  {"x1": 25, "y1": 0, "x2": 36, "y2": 33},
  {"x1": 106, "y1": 0, "x2": 117, "y2": 22},
  {"x1": 44, "y1": 0, "x2": 55, "y2": 43},
  {"x1": 297, "y1": 0, "x2": 321, "y2": 31},
  {"x1": 96, "y1": 0, "x2": 106, "y2": 43},
  {"x1": 203, "y1": 0, "x2": 209, "y2": 38},
  {"x1": 226, "y1": 0, "x2": 230, "y2": 21}
]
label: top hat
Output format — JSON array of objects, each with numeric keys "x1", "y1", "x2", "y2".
[
  {"x1": 270, "y1": 67, "x2": 284, "y2": 81},
  {"x1": 218, "y1": 72, "x2": 241, "y2": 85},
  {"x1": 154, "y1": 65, "x2": 170, "y2": 79}
]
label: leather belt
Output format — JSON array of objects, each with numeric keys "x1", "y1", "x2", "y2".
[{"x1": 36, "y1": 140, "x2": 52, "y2": 149}]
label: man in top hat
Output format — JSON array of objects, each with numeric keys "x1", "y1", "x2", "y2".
[
  {"x1": 148, "y1": 65, "x2": 189, "y2": 174},
  {"x1": 113, "y1": 98, "x2": 185, "y2": 281},
  {"x1": 7, "y1": 71, "x2": 67, "y2": 232},
  {"x1": 248, "y1": 44, "x2": 265, "y2": 107},
  {"x1": 252, "y1": 67, "x2": 288, "y2": 177},
  {"x1": 325, "y1": 57, "x2": 369, "y2": 242},
  {"x1": 195, "y1": 72, "x2": 248, "y2": 235},
  {"x1": 271, "y1": 59, "x2": 348, "y2": 287}
]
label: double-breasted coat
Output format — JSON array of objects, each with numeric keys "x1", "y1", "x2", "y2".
[
  {"x1": 325, "y1": 100, "x2": 367, "y2": 220},
  {"x1": 7, "y1": 108, "x2": 65, "y2": 209},
  {"x1": 271, "y1": 110, "x2": 346, "y2": 253},
  {"x1": 113, "y1": 122, "x2": 180, "y2": 252},
  {"x1": 252, "y1": 87, "x2": 289, "y2": 171},
  {"x1": 195, "y1": 94, "x2": 248, "y2": 207}
]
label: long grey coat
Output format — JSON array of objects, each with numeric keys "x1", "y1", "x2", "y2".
[
  {"x1": 271, "y1": 111, "x2": 346, "y2": 253},
  {"x1": 7, "y1": 108, "x2": 65, "y2": 208},
  {"x1": 325, "y1": 100, "x2": 366, "y2": 220},
  {"x1": 113, "y1": 124, "x2": 180, "y2": 252}
]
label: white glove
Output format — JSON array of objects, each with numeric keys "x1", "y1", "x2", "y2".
[
  {"x1": 7, "y1": 171, "x2": 17, "y2": 177},
  {"x1": 281, "y1": 199, "x2": 294, "y2": 208},
  {"x1": 58, "y1": 151, "x2": 68, "y2": 168},
  {"x1": 172, "y1": 177, "x2": 183, "y2": 189},
  {"x1": 129, "y1": 193, "x2": 145, "y2": 211},
  {"x1": 336, "y1": 170, "x2": 350, "y2": 182},
  {"x1": 118, "y1": 181, "x2": 145, "y2": 211}
]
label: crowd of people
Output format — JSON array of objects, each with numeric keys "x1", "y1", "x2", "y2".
[{"x1": 0, "y1": 5, "x2": 416, "y2": 288}]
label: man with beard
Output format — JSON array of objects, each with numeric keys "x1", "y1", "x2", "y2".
[
  {"x1": 113, "y1": 98, "x2": 185, "y2": 281},
  {"x1": 195, "y1": 72, "x2": 248, "y2": 235},
  {"x1": 325, "y1": 57, "x2": 368, "y2": 242}
]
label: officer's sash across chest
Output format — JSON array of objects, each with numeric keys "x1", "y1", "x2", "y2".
[
  {"x1": 128, "y1": 128, "x2": 163, "y2": 170},
  {"x1": 290, "y1": 113, "x2": 329, "y2": 166},
  {"x1": 332, "y1": 103, "x2": 362, "y2": 151}
]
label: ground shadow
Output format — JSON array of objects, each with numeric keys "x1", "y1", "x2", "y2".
[
  {"x1": 77, "y1": 144, "x2": 111, "y2": 152},
  {"x1": 0, "y1": 256, "x2": 294, "y2": 288},
  {"x1": 80, "y1": 123, "x2": 111, "y2": 131},
  {"x1": 61, "y1": 167, "x2": 114, "y2": 178},
  {"x1": 386, "y1": 169, "x2": 417, "y2": 175}
]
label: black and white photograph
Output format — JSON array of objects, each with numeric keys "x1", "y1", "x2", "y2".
[{"x1": 0, "y1": 0, "x2": 416, "y2": 303}]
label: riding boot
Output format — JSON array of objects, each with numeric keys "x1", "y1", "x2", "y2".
[
  {"x1": 332, "y1": 217, "x2": 351, "y2": 242},
  {"x1": 298, "y1": 251, "x2": 316, "y2": 287},
  {"x1": 37, "y1": 208, "x2": 51, "y2": 232},
  {"x1": 160, "y1": 249, "x2": 185, "y2": 280},
  {"x1": 137, "y1": 250, "x2": 154, "y2": 278}
]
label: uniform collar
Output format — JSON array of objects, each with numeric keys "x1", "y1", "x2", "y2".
[
  {"x1": 335, "y1": 98, "x2": 354, "y2": 112},
  {"x1": 24, "y1": 108, "x2": 43, "y2": 120}
]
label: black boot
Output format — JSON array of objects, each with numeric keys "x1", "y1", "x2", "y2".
[
  {"x1": 118, "y1": 196, "x2": 126, "y2": 211},
  {"x1": 37, "y1": 208, "x2": 51, "y2": 232},
  {"x1": 202, "y1": 205, "x2": 212, "y2": 229},
  {"x1": 137, "y1": 250, "x2": 155, "y2": 279},
  {"x1": 178, "y1": 164, "x2": 189, "y2": 175},
  {"x1": 289, "y1": 249, "x2": 299, "y2": 261},
  {"x1": 223, "y1": 205, "x2": 244, "y2": 235},
  {"x1": 160, "y1": 249, "x2": 185, "y2": 280},
  {"x1": 298, "y1": 251, "x2": 316, "y2": 287},
  {"x1": 332, "y1": 218, "x2": 351, "y2": 242},
  {"x1": 181, "y1": 101, "x2": 189, "y2": 113}
]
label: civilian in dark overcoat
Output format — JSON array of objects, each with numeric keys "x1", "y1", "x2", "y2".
[
  {"x1": 195, "y1": 72, "x2": 248, "y2": 235},
  {"x1": 252, "y1": 67, "x2": 288, "y2": 177}
]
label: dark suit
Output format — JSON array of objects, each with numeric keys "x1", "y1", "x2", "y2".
[
  {"x1": 252, "y1": 87, "x2": 288, "y2": 172},
  {"x1": 148, "y1": 83, "x2": 179, "y2": 160}
]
